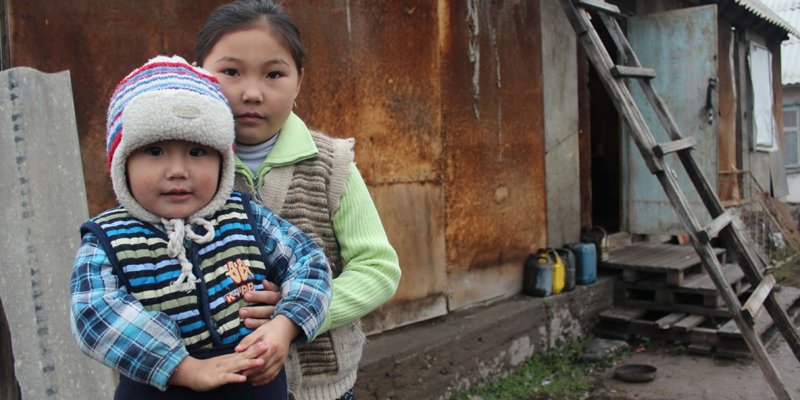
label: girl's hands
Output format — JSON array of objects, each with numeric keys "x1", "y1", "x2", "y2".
[
  {"x1": 236, "y1": 314, "x2": 301, "y2": 385},
  {"x1": 239, "y1": 280, "x2": 282, "y2": 329},
  {"x1": 168, "y1": 342, "x2": 268, "y2": 391}
]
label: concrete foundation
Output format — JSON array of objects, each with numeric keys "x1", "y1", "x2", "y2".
[{"x1": 355, "y1": 276, "x2": 615, "y2": 399}]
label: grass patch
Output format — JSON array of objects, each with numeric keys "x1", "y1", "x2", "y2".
[
  {"x1": 450, "y1": 341, "x2": 617, "y2": 400},
  {"x1": 771, "y1": 253, "x2": 800, "y2": 288}
]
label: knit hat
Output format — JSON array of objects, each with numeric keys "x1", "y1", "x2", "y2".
[{"x1": 106, "y1": 55, "x2": 235, "y2": 290}]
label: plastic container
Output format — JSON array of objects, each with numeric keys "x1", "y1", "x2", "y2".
[
  {"x1": 522, "y1": 253, "x2": 539, "y2": 296},
  {"x1": 580, "y1": 226, "x2": 609, "y2": 262},
  {"x1": 556, "y1": 247, "x2": 576, "y2": 291},
  {"x1": 570, "y1": 242, "x2": 597, "y2": 285},
  {"x1": 529, "y1": 250, "x2": 554, "y2": 297},
  {"x1": 546, "y1": 249, "x2": 565, "y2": 294}
]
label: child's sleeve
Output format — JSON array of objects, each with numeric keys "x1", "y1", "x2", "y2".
[
  {"x1": 322, "y1": 163, "x2": 401, "y2": 333},
  {"x1": 251, "y1": 201, "x2": 332, "y2": 342},
  {"x1": 70, "y1": 231, "x2": 188, "y2": 391}
]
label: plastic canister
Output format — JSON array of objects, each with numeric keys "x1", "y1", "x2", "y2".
[
  {"x1": 570, "y1": 242, "x2": 597, "y2": 285},
  {"x1": 556, "y1": 247, "x2": 576, "y2": 291},
  {"x1": 546, "y1": 249, "x2": 565, "y2": 294},
  {"x1": 522, "y1": 253, "x2": 539, "y2": 296},
  {"x1": 532, "y1": 250, "x2": 554, "y2": 297}
]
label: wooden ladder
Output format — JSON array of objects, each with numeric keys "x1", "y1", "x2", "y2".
[{"x1": 558, "y1": 1, "x2": 800, "y2": 399}]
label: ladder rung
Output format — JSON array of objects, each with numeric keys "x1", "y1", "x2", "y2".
[
  {"x1": 653, "y1": 137, "x2": 696, "y2": 157},
  {"x1": 697, "y1": 209, "x2": 734, "y2": 243},
  {"x1": 576, "y1": 0, "x2": 623, "y2": 17},
  {"x1": 611, "y1": 65, "x2": 656, "y2": 79},
  {"x1": 742, "y1": 274, "x2": 777, "y2": 322}
]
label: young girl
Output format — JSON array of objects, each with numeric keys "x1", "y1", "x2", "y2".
[
  {"x1": 196, "y1": 1, "x2": 401, "y2": 399},
  {"x1": 70, "y1": 55, "x2": 332, "y2": 400}
]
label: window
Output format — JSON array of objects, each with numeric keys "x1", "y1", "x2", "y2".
[
  {"x1": 750, "y1": 42, "x2": 778, "y2": 152},
  {"x1": 784, "y1": 105, "x2": 800, "y2": 170}
]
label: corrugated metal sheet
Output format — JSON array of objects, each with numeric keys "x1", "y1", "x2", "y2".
[
  {"x1": 737, "y1": 0, "x2": 800, "y2": 36},
  {"x1": 761, "y1": 0, "x2": 800, "y2": 12},
  {"x1": 781, "y1": 39, "x2": 800, "y2": 84},
  {"x1": 762, "y1": 0, "x2": 800, "y2": 84}
]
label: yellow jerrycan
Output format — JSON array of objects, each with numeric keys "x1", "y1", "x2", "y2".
[{"x1": 547, "y1": 248, "x2": 565, "y2": 294}]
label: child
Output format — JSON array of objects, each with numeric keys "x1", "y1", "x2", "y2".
[
  {"x1": 70, "y1": 55, "x2": 332, "y2": 400},
  {"x1": 196, "y1": 1, "x2": 401, "y2": 399}
]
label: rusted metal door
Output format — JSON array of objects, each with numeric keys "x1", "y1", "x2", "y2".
[{"x1": 623, "y1": 5, "x2": 718, "y2": 235}]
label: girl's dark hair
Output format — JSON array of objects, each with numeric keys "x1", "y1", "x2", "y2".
[{"x1": 196, "y1": 0, "x2": 306, "y2": 72}]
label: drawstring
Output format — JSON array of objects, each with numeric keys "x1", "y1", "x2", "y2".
[{"x1": 162, "y1": 217, "x2": 215, "y2": 292}]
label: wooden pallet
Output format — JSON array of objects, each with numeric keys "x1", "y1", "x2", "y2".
[
  {"x1": 615, "y1": 263, "x2": 748, "y2": 309},
  {"x1": 601, "y1": 242, "x2": 725, "y2": 285},
  {"x1": 596, "y1": 286, "x2": 800, "y2": 358}
]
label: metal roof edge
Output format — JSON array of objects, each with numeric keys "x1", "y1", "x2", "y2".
[{"x1": 734, "y1": 0, "x2": 800, "y2": 37}]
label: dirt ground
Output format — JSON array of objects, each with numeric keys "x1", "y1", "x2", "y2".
[
  {"x1": 583, "y1": 254, "x2": 800, "y2": 400},
  {"x1": 587, "y1": 337, "x2": 800, "y2": 400}
]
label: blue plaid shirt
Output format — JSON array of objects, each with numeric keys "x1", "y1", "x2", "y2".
[{"x1": 70, "y1": 200, "x2": 331, "y2": 391}]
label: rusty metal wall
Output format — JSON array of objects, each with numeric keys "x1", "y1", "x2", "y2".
[
  {"x1": 442, "y1": 0, "x2": 546, "y2": 309},
  {"x1": 7, "y1": 0, "x2": 223, "y2": 214},
  {"x1": 7, "y1": 0, "x2": 548, "y2": 332}
]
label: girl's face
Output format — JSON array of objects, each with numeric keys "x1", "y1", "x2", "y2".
[
  {"x1": 203, "y1": 22, "x2": 303, "y2": 145},
  {"x1": 127, "y1": 140, "x2": 221, "y2": 219}
]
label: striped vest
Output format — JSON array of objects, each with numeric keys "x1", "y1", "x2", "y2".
[
  {"x1": 235, "y1": 132, "x2": 364, "y2": 399},
  {"x1": 81, "y1": 192, "x2": 269, "y2": 350}
]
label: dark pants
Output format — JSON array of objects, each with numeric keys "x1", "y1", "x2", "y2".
[{"x1": 115, "y1": 347, "x2": 287, "y2": 400}]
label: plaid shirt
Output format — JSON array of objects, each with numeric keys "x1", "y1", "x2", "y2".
[{"x1": 70, "y1": 199, "x2": 331, "y2": 391}]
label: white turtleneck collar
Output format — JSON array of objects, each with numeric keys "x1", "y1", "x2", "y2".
[{"x1": 235, "y1": 133, "x2": 280, "y2": 176}]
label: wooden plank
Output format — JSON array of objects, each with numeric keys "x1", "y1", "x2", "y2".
[
  {"x1": 653, "y1": 137, "x2": 696, "y2": 157},
  {"x1": 603, "y1": 242, "x2": 724, "y2": 273},
  {"x1": 618, "y1": 299, "x2": 734, "y2": 318},
  {"x1": 673, "y1": 314, "x2": 707, "y2": 331},
  {"x1": 718, "y1": 286, "x2": 800, "y2": 337},
  {"x1": 681, "y1": 263, "x2": 745, "y2": 291},
  {"x1": 742, "y1": 274, "x2": 776, "y2": 320},
  {"x1": 599, "y1": 306, "x2": 648, "y2": 322},
  {"x1": 655, "y1": 313, "x2": 687, "y2": 329},
  {"x1": 611, "y1": 65, "x2": 656, "y2": 79},
  {"x1": 697, "y1": 209, "x2": 734, "y2": 243},
  {"x1": 576, "y1": 0, "x2": 622, "y2": 16}
]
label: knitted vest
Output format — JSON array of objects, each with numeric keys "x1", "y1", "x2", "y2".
[
  {"x1": 81, "y1": 193, "x2": 269, "y2": 350},
  {"x1": 234, "y1": 131, "x2": 362, "y2": 400}
]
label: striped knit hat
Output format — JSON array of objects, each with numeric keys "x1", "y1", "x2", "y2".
[
  {"x1": 106, "y1": 55, "x2": 234, "y2": 224},
  {"x1": 106, "y1": 55, "x2": 235, "y2": 289}
]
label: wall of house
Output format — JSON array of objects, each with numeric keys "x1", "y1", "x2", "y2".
[
  {"x1": 783, "y1": 85, "x2": 800, "y2": 203},
  {"x1": 542, "y1": 0, "x2": 581, "y2": 246},
  {"x1": 5, "y1": 0, "x2": 553, "y2": 334}
]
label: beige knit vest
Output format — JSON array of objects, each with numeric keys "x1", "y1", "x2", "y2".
[{"x1": 234, "y1": 131, "x2": 364, "y2": 400}]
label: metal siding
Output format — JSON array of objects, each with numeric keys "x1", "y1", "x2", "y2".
[
  {"x1": 7, "y1": 0, "x2": 551, "y2": 329},
  {"x1": 625, "y1": 5, "x2": 718, "y2": 234},
  {"x1": 443, "y1": 0, "x2": 546, "y2": 309},
  {"x1": 734, "y1": 0, "x2": 800, "y2": 36},
  {"x1": 760, "y1": 2, "x2": 800, "y2": 85},
  {"x1": 9, "y1": 0, "x2": 225, "y2": 216}
]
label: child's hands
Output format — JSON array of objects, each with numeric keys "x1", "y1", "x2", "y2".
[
  {"x1": 239, "y1": 280, "x2": 282, "y2": 329},
  {"x1": 235, "y1": 314, "x2": 301, "y2": 385},
  {"x1": 168, "y1": 342, "x2": 267, "y2": 391}
]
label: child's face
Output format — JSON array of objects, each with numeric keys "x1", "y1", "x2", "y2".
[
  {"x1": 127, "y1": 140, "x2": 222, "y2": 219},
  {"x1": 204, "y1": 22, "x2": 302, "y2": 145}
]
